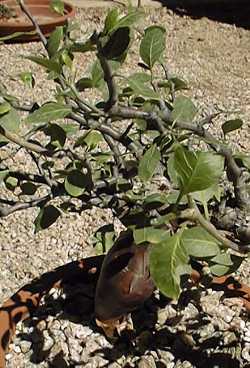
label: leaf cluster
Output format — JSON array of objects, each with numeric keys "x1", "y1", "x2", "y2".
[{"x1": 0, "y1": 3, "x2": 249, "y2": 299}]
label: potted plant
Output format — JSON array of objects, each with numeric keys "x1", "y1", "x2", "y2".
[{"x1": 0, "y1": 0, "x2": 75, "y2": 42}]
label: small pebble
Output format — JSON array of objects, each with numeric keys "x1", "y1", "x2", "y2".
[
  {"x1": 5, "y1": 353, "x2": 13, "y2": 361},
  {"x1": 242, "y1": 344, "x2": 250, "y2": 361},
  {"x1": 138, "y1": 356, "x2": 157, "y2": 368},
  {"x1": 42, "y1": 331, "x2": 54, "y2": 351},
  {"x1": 19, "y1": 340, "x2": 32, "y2": 354},
  {"x1": 13, "y1": 345, "x2": 21, "y2": 354},
  {"x1": 157, "y1": 350, "x2": 175, "y2": 362}
]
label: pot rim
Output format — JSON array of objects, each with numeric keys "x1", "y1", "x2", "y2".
[{"x1": 0, "y1": 0, "x2": 75, "y2": 28}]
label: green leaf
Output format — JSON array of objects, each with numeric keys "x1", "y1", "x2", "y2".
[
  {"x1": 111, "y1": 9, "x2": 143, "y2": 32},
  {"x1": 167, "y1": 153, "x2": 179, "y2": 186},
  {"x1": 60, "y1": 123, "x2": 78, "y2": 136},
  {"x1": 168, "y1": 77, "x2": 188, "y2": 91},
  {"x1": 92, "y1": 152, "x2": 112, "y2": 164},
  {"x1": 166, "y1": 191, "x2": 187, "y2": 205},
  {"x1": 182, "y1": 226, "x2": 220, "y2": 258},
  {"x1": 64, "y1": 169, "x2": 92, "y2": 197},
  {"x1": 20, "y1": 182, "x2": 38, "y2": 195},
  {"x1": 102, "y1": 230, "x2": 115, "y2": 252},
  {"x1": 26, "y1": 56, "x2": 62, "y2": 74},
  {"x1": 210, "y1": 264, "x2": 230, "y2": 277},
  {"x1": 0, "y1": 102, "x2": 11, "y2": 115},
  {"x1": 47, "y1": 26, "x2": 64, "y2": 57},
  {"x1": 0, "y1": 108, "x2": 20, "y2": 143},
  {"x1": 134, "y1": 227, "x2": 170, "y2": 244},
  {"x1": 50, "y1": 0, "x2": 64, "y2": 15},
  {"x1": 158, "y1": 77, "x2": 188, "y2": 92},
  {"x1": 234, "y1": 153, "x2": 250, "y2": 171},
  {"x1": 75, "y1": 130, "x2": 103, "y2": 150},
  {"x1": 25, "y1": 102, "x2": 72, "y2": 124},
  {"x1": 104, "y1": 8, "x2": 119, "y2": 34},
  {"x1": 44, "y1": 123, "x2": 66, "y2": 148},
  {"x1": 150, "y1": 232, "x2": 189, "y2": 300},
  {"x1": 60, "y1": 49, "x2": 73, "y2": 68},
  {"x1": 92, "y1": 224, "x2": 115, "y2": 255},
  {"x1": 140, "y1": 26, "x2": 166, "y2": 69},
  {"x1": 143, "y1": 193, "x2": 168, "y2": 206},
  {"x1": 91, "y1": 60, "x2": 121, "y2": 89},
  {"x1": 19, "y1": 72, "x2": 35, "y2": 88},
  {"x1": 128, "y1": 77, "x2": 160, "y2": 100},
  {"x1": 102, "y1": 27, "x2": 130, "y2": 59},
  {"x1": 5, "y1": 176, "x2": 18, "y2": 191},
  {"x1": 138, "y1": 144, "x2": 160, "y2": 182},
  {"x1": 191, "y1": 184, "x2": 221, "y2": 219},
  {"x1": 222, "y1": 119, "x2": 243, "y2": 136},
  {"x1": 171, "y1": 96, "x2": 197, "y2": 122},
  {"x1": 34, "y1": 205, "x2": 61, "y2": 233},
  {"x1": 192, "y1": 184, "x2": 221, "y2": 204},
  {"x1": 91, "y1": 60, "x2": 104, "y2": 88},
  {"x1": 210, "y1": 253, "x2": 233, "y2": 266},
  {"x1": 0, "y1": 31, "x2": 36, "y2": 42},
  {"x1": 0, "y1": 170, "x2": 9, "y2": 184},
  {"x1": 69, "y1": 39, "x2": 96, "y2": 53},
  {"x1": 134, "y1": 118, "x2": 147, "y2": 131},
  {"x1": 174, "y1": 146, "x2": 224, "y2": 196},
  {"x1": 128, "y1": 72, "x2": 151, "y2": 84},
  {"x1": 76, "y1": 77, "x2": 93, "y2": 91}
]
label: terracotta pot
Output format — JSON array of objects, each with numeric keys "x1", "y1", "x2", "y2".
[{"x1": 0, "y1": 0, "x2": 75, "y2": 42}]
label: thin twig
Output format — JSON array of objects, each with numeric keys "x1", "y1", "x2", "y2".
[
  {"x1": 8, "y1": 171, "x2": 48, "y2": 185},
  {"x1": 69, "y1": 84, "x2": 105, "y2": 116},
  {"x1": 94, "y1": 33, "x2": 118, "y2": 111},
  {"x1": 79, "y1": 98, "x2": 248, "y2": 208},
  {"x1": 0, "y1": 126, "x2": 48, "y2": 154},
  {"x1": 186, "y1": 195, "x2": 250, "y2": 253},
  {"x1": 0, "y1": 194, "x2": 51, "y2": 217},
  {"x1": 18, "y1": 0, "x2": 47, "y2": 47},
  {"x1": 18, "y1": 0, "x2": 78, "y2": 113},
  {"x1": 69, "y1": 112, "x2": 139, "y2": 155},
  {"x1": 160, "y1": 62, "x2": 175, "y2": 102},
  {"x1": 148, "y1": 111, "x2": 166, "y2": 133},
  {"x1": 103, "y1": 134, "x2": 123, "y2": 177},
  {"x1": 29, "y1": 152, "x2": 54, "y2": 187},
  {"x1": 109, "y1": 105, "x2": 148, "y2": 120}
]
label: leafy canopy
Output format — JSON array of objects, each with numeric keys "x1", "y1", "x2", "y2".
[{"x1": 0, "y1": 4, "x2": 249, "y2": 300}]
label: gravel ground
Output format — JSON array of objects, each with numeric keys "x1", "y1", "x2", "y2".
[{"x1": 0, "y1": 5, "x2": 250, "y2": 368}]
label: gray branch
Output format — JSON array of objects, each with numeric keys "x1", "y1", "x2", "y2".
[
  {"x1": 0, "y1": 194, "x2": 51, "y2": 217},
  {"x1": 94, "y1": 33, "x2": 118, "y2": 111},
  {"x1": 18, "y1": 0, "x2": 47, "y2": 47}
]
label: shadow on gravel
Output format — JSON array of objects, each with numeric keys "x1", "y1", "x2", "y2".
[
  {"x1": 0, "y1": 255, "x2": 104, "y2": 367},
  {"x1": 156, "y1": 0, "x2": 250, "y2": 30},
  {"x1": 17, "y1": 285, "x2": 243, "y2": 368},
  {"x1": 4, "y1": 259, "x2": 246, "y2": 367},
  {"x1": 93, "y1": 322, "x2": 241, "y2": 368}
]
